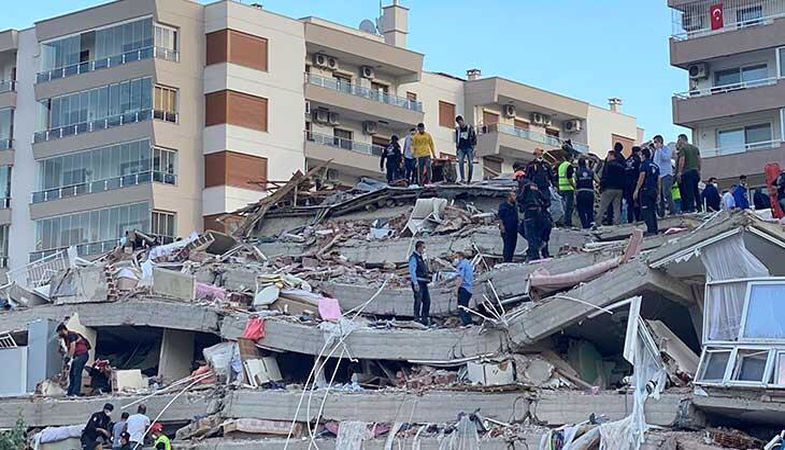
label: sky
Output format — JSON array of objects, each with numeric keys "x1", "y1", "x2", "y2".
[{"x1": 1, "y1": 0, "x2": 689, "y2": 140}]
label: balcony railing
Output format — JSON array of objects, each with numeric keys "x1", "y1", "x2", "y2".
[
  {"x1": 675, "y1": 76, "x2": 779, "y2": 99},
  {"x1": 0, "y1": 80, "x2": 15, "y2": 94},
  {"x1": 30, "y1": 234, "x2": 175, "y2": 262},
  {"x1": 481, "y1": 122, "x2": 590, "y2": 153},
  {"x1": 305, "y1": 73, "x2": 423, "y2": 112},
  {"x1": 0, "y1": 138, "x2": 12, "y2": 150},
  {"x1": 0, "y1": 197, "x2": 9, "y2": 209},
  {"x1": 671, "y1": 0, "x2": 785, "y2": 40},
  {"x1": 0, "y1": 256, "x2": 7, "y2": 269},
  {"x1": 36, "y1": 46, "x2": 180, "y2": 84},
  {"x1": 306, "y1": 131, "x2": 385, "y2": 157},
  {"x1": 700, "y1": 139, "x2": 782, "y2": 157},
  {"x1": 33, "y1": 109, "x2": 178, "y2": 143},
  {"x1": 31, "y1": 171, "x2": 177, "y2": 204}
]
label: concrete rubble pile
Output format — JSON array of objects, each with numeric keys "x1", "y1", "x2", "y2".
[{"x1": 3, "y1": 171, "x2": 785, "y2": 449}]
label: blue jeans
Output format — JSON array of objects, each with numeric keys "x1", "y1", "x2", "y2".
[
  {"x1": 523, "y1": 214, "x2": 542, "y2": 261},
  {"x1": 404, "y1": 158, "x2": 416, "y2": 184},
  {"x1": 68, "y1": 353, "x2": 88, "y2": 396},
  {"x1": 457, "y1": 147, "x2": 474, "y2": 183}
]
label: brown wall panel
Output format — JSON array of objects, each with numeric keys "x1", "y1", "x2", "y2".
[
  {"x1": 206, "y1": 30, "x2": 229, "y2": 66},
  {"x1": 205, "y1": 91, "x2": 228, "y2": 127},
  {"x1": 205, "y1": 90, "x2": 268, "y2": 132},
  {"x1": 206, "y1": 29, "x2": 268, "y2": 72},
  {"x1": 205, "y1": 151, "x2": 267, "y2": 191}
]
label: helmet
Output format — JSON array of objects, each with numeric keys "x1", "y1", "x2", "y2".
[{"x1": 151, "y1": 423, "x2": 163, "y2": 433}]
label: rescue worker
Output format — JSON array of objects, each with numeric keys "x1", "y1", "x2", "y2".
[
  {"x1": 525, "y1": 148, "x2": 554, "y2": 207},
  {"x1": 379, "y1": 135, "x2": 402, "y2": 184},
  {"x1": 575, "y1": 157, "x2": 595, "y2": 229},
  {"x1": 452, "y1": 251, "x2": 474, "y2": 326},
  {"x1": 150, "y1": 423, "x2": 171, "y2": 450},
  {"x1": 57, "y1": 323, "x2": 91, "y2": 397},
  {"x1": 408, "y1": 240, "x2": 431, "y2": 326},
  {"x1": 700, "y1": 177, "x2": 720, "y2": 212},
  {"x1": 671, "y1": 180, "x2": 683, "y2": 214},
  {"x1": 498, "y1": 191, "x2": 519, "y2": 263},
  {"x1": 81, "y1": 403, "x2": 114, "y2": 450},
  {"x1": 557, "y1": 152, "x2": 576, "y2": 227},
  {"x1": 517, "y1": 179, "x2": 547, "y2": 262},
  {"x1": 633, "y1": 147, "x2": 661, "y2": 236},
  {"x1": 624, "y1": 145, "x2": 642, "y2": 223}
]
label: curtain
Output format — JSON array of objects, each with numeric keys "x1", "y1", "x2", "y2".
[{"x1": 702, "y1": 233, "x2": 769, "y2": 341}]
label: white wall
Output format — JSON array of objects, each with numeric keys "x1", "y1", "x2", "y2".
[
  {"x1": 401, "y1": 71, "x2": 464, "y2": 156},
  {"x1": 586, "y1": 105, "x2": 640, "y2": 155},
  {"x1": 9, "y1": 29, "x2": 38, "y2": 269}
]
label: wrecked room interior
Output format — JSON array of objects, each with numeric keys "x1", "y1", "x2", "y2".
[{"x1": 3, "y1": 169, "x2": 785, "y2": 450}]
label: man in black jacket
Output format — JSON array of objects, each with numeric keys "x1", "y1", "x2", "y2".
[
  {"x1": 380, "y1": 135, "x2": 402, "y2": 184},
  {"x1": 526, "y1": 148, "x2": 554, "y2": 207},
  {"x1": 624, "y1": 145, "x2": 642, "y2": 223},
  {"x1": 517, "y1": 180, "x2": 547, "y2": 262},
  {"x1": 81, "y1": 403, "x2": 114, "y2": 450},
  {"x1": 408, "y1": 241, "x2": 431, "y2": 325},
  {"x1": 455, "y1": 115, "x2": 477, "y2": 183},
  {"x1": 598, "y1": 150, "x2": 626, "y2": 225},
  {"x1": 498, "y1": 191, "x2": 519, "y2": 263},
  {"x1": 575, "y1": 157, "x2": 595, "y2": 229}
]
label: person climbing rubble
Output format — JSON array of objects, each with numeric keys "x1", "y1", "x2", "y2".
[
  {"x1": 150, "y1": 423, "x2": 171, "y2": 450},
  {"x1": 452, "y1": 250, "x2": 474, "y2": 326},
  {"x1": 126, "y1": 405, "x2": 151, "y2": 448},
  {"x1": 408, "y1": 240, "x2": 432, "y2": 326},
  {"x1": 56, "y1": 323, "x2": 91, "y2": 397}
]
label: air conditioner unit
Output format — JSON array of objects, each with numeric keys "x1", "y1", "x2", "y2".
[
  {"x1": 688, "y1": 63, "x2": 709, "y2": 80},
  {"x1": 502, "y1": 104, "x2": 516, "y2": 118},
  {"x1": 361, "y1": 65, "x2": 375, "y2": 79},
  {"x1": 313, "y1": 108, "x2": 328, "y2": 124},
  {"x1": 563, "y1": 119, "x2": 582, "y2": 133},
  {"x1": 304, "y1": 101, "x2": 311, "y2": 115},
  {"x1": 326, "y1": 56, "x2": 339, "y2": 71},
  {"x1": 531, "y1": 113, "x2": 544, "y2": 125},
  {"x1": 328, "y1": 112, "x2": 340, "y2": 126},
  {"x1": 542, "y1": 116, "x2": 553, "y2": 127},
  {"x1": 362, "y1": 120, "x2": 378, "y2": 135},
  {"x1": 313, "y1": 53, "x2": 328, "y2": 69}
]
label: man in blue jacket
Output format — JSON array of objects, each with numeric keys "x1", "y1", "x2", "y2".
[
  {"x1": 732, "y1": 175, "x2": 750, "y2": 209},
  {"x1": 408, "y1": 240, "x2": 431, "y2": 325},
  {"x1": 700, "y1": 177, "x2": 721, "y2": 212}
]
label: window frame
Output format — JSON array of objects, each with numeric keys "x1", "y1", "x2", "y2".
[{"x1": 438, "y1": 100, "x2": 456, "y2": 128}]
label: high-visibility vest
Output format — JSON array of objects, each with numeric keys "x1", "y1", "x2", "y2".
[
  {"x1": 558, "y1": 161, "x2": 574, "y2": 191},
  {"x1": 671, "y1": 183, "x2": 681, "y2": 201},
  {"x1": 154, "y1": 435, "x2": 172, "y2": 450}
]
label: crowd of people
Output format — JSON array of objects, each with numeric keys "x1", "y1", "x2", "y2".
[{"x1": 78, "y1": 402, "x2": 169, "y2": 450}]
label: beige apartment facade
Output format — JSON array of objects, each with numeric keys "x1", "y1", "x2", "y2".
[
  {"x1": 669, "y1": 0, "x2": 785, "y2": 187},
  {"x1": 0, "y1": 0, "x2": 641, "y2": 273}
]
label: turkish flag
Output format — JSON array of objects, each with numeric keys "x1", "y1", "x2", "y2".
[{"x1": 710, "y1": 3, "x2": 724, "y2": 30}]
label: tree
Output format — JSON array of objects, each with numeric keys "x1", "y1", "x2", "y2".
[{"x1": 0, "y1": 414, "x2": 25, "y2": 450}]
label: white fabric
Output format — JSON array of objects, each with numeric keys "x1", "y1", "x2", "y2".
[
  {"x1": 701, "y1": 234, "x2": 769, "y2": 341},
  {"x1": 125, "y1": 414, "x2": 150, "y2": 443},
  {"x1": 35, "y1": 425, "x2": 83, "y2": 444}
]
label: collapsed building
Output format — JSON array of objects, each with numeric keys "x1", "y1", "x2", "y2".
[{"x1": 2, "y1": 173, "x2": 785, "y2": 449}]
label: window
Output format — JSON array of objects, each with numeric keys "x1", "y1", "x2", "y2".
[
  {"x1": 697, "y1": 349, "x2": 731, "y2": 382},
  {"x1": 0, "y1": 225, "x2": 7, "y2": 267},
  {"x1": 333, "y1": 73, "x2": 352, "y2": 94},
  {"x1": 334, "y1": 128, "x2": 353, "y2": 150},
  {"x1": 0, "y1": 108, "x2": 12, "y2": 149},
  {"x1": 151, "y1": 210, "x2": 176, "y2": 243},
  {"x1": 745, "y1": 124, "x2": 772, "y2": 148},
  {"x1": 439, "y1": 101, "x2": 456, "y2": 128},
  {"x1": 731, "y1": 349, "x2": 768, "y2": 382},
  {"x1": 153, "y1": 147, "x2": 177, "y2": 185},
  {"x1": 736, "y1": 5, "x2": 763, "y2": 25},
  {"x1": 154, "y1": 85, "x2": 177, "y2": 122},
  {"x1": 717, "y1": 123, "x2": 772, "y2": 154},
  {"x1": 742, "y1": 283, "x2": 785, "y2": 339},
  {"x1": 779, "y1": 48, "x2": 785, "y2": 78},
  {"x1": 514, "y1": 119, "x2": 529, "y2": 130},
  {"x1": 714, "y1": 64, "x2": 768, "y2": 87},
  {"x1": 0, "y1": 166, "x2": 10, "y2": 207},
  {"x1": 154, "y1": 24, "x2": 178, "y2": 59},
  {"x1": 371, "y1": 82, "x2": 389, "y2": 102},
  {"x1": 406, "y1": 92, "x2": 417, "y2": 102}
]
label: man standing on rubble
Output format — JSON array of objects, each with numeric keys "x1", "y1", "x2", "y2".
[
  {"x1": 701, "y1": 177, "x2": 721, "y2": 212},
  {"x1": 498, "y1": 191, "x2": 519, "y2": 263},
  {"x1": 409, "y1": 240, "x2": 432, "y2": 325},
  {"x1": 598, "y1": 150, "x2": 625, "y2": 226},
  {"x1": 634, "y1": 147, "x2": 661, "y2": 236},
  {"x1": 80, "y1": 402, "x2": 114, "y2": 449},
  {"x1": 453, "y1": 251, "x2": 474, "y2": 326},
  {"x1": 575, "y1": 156, "x2": 595, "y2": 229},
  {"x1": 676, "y1": 134, "x2": 702, "y2": 213},
  {"x1": 652, "y1": 135, "x2": 674, "y2": 217},
  {"x1": 125, "y1": 404, "x2": 151, "y2": 448},
  {"x1": 380, "y1": 135, "x2": 402, "y2": 184},
  {"x1": 518, "y1": 179, "x2": 547, "y2": 262},
  {"x1": 557, "y1": 151, "x2": 576, "y2": 227},
  {"x1": 111, "y1": 411, "x2": 129, "y2": 450},
  {"x1": 455, "y1": 115, "x2": 477, "y2": 184},
  {"x1": 733, "y1": 175, "x2": 750, "y2": 209},
  {"x1": 525, "y1": 147, "x2": 554, "y2": 207},
  {"x1": 403, "y1": 128, "x2": 416, "y2": 184},
  {"x1": 624, "y1": 145, "x2": 642, "y2": 223},
  {"x1": 57, "y1": 323, "x2": 91, "y2": 397},
  {"x1": 412, "y1": 123, "x2": 436, "y2": 185}
]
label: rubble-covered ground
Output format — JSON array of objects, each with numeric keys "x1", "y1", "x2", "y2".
[{"x1": 3, "y1": 172, "x2": 785, "y2": 449}]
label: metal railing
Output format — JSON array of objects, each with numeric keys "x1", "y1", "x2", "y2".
[
  {"x1": 675, "y1": 76, "x2": 779, "y2": 99},
  {"x1": 33, "y1": 109, "x2": 178, "y2": 143},
  {"x1": 0, "y1": 80, "x2": 15, "y2": 93},
  {"x1": 0, "y1": 257, "x2": 6, "y2": 270},
  {"x1": 480, "y1": 122, "x2": 590, "y2": 153},
  {"x1": 30, "y1": 239, "x2": 119, "y2": 262},
  {"x1": 671, "y1": 0, "x2": 785, "y2": 40},
  {"x1": 700, "y1": 139, "x2": 782, "y2": 157},
  {"x1": 0, "y1": 138, "x2": 12, "y2": 150},
  {"x1": 0, "y1": 197, "x2": 9, "y2": 209},
  {"x1": 12, "y1": 248, "x2": 71, "y2": 286},
  {"x1": 36, "y1": 46, "x2": 180, "y2": 84},
  {"x1": 306, "y1": 131, "x2": 385, "y2": 156},
  {"x1": 305, "y1": 73, "x2": 423, "y2": 112},
  {"x1": 31, "y1": 171, "x2": 177, "y2": 204}
]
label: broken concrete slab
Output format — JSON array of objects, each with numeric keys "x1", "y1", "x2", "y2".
[
  {"x1": 153, "y1": 268, "x2": 195, "y2": 301},
  {"x1": 49, "y1": 265, "x2": 109, "y2": 304},
  {"x1": 172, "y1": 435, "x2": 541, "y2": 450},
  {"x1": 221, "y1": 315, "x2": 507, "y2": 362},
  {"x1": 159, "y1": 329, "x2": 195, "y2": 384}
]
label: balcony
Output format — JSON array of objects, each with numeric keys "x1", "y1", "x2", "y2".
[
  {"x1": 672, "y1": 77, "x2": 785, "y2": 125},
  {"x1": 670, "y1": 0, "x2": 785, "y2": 66},
  {"x1": 304, "y1": 73, "x2": 424, "y2": 128},
  {"x1": 36, "y1": 46, "x2": 179, "y2": 84},
  {"x1": 0, "y1": 139, "x2": 12, "y2": 150},
  {"x1": 476, "y1": 123, "x2": 589, "y2": 160},
  {"x1": 0, "y1": 80, "x2": 15, "y2": 93},
  {"x1": 700, "y1": 140, "x2": 785, "y2": 180},
  {"x1": 31, "y1": 171, "x2": 176, "y2": 204},
  {"x1": 304, "y1": 131, "x2": 384, "y2": 176},
  {"x1": 33, "y1": 109, "x2": 178, "y2": 143}
]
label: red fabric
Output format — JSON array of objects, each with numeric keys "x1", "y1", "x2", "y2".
[
  {"x1": 766, "y1": 163, "x2": 784, "y2": 219},
  {"x1": 242, "y1": 317, "x2": 266, "y2": 340},
  {"x1": 710, "y1": 3, "x2": 724, "y2": 30}
]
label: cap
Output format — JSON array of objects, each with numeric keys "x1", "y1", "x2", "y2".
[
  {"x1": 120, "y1": 431, "x2": 130, "y2": 440},
  {"x1": 103, "y1": 403, "x2": 114, "y2": 411},
  {"x1": 151, "y1": 423, "x2": 163, "y2": 433}
]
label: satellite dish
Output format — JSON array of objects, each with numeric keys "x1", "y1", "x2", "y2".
[{"x1": 359, "y1": 19, "x2": 377, "y2": 34}]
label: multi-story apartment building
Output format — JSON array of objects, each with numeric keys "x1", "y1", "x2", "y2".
[
  {"x1": 0, "y1": 0, "x2": 640, "y2": 275},
  {"x1": 670, "y1": 0, "x2": 785, "y2": 188}
]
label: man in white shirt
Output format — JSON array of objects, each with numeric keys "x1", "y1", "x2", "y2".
[
  {"x1": 652, "y1": 135, "x2": 673, "y2": 216},
  {"x1": 125, "y1": 404, "x2": 151, "y2": 448},
  {"x1": 722, "y1": 189, "x2": 736, "y2": 210},
  {"x1": 402, "y1": 128, "x2": 416, "y2": 184}
]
